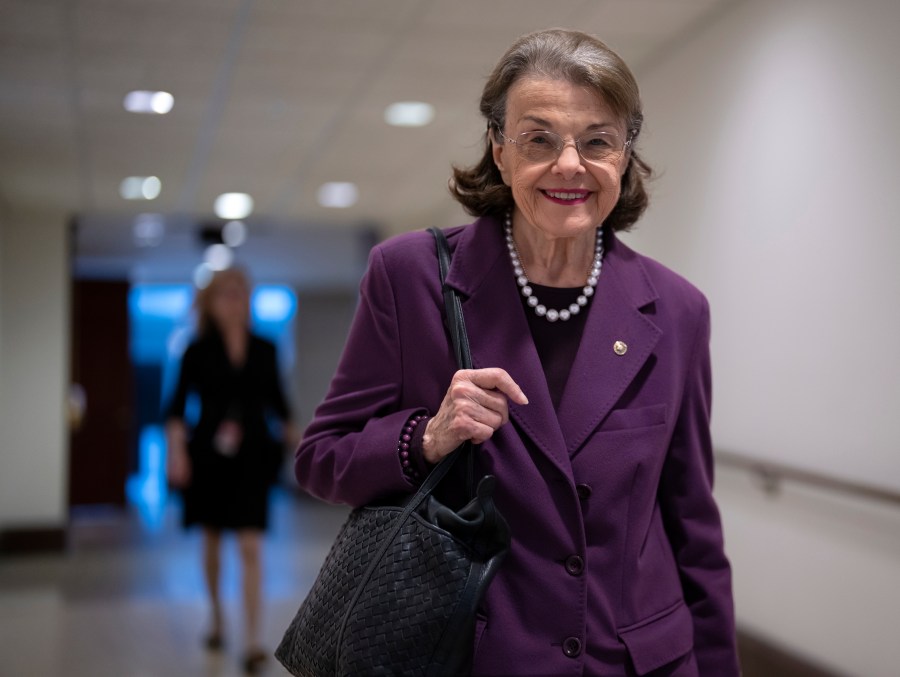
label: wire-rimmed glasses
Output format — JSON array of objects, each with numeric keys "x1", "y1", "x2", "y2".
[{"x1": 494, "y1": 125, "x2": 631, "y2": 165}]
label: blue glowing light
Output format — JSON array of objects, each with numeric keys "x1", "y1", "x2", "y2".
[
  {"x1": 126, "y1": 424, "x2": 167, "y2": 531},
  {"x1": 131, "y1": 285, "x2": 192, "y2": 319},
  {"x1": 252, "y1": 286, "x2": 296, "y2": 323}
]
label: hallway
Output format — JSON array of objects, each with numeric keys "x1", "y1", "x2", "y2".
[
  {"x1": 0, "y1": 487, "x2": 349, "y2": 676},
  {"x1": 0, "y1": 480, "x2": 855, "y2": 677}
]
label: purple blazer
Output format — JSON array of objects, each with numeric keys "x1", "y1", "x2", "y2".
[{"x1": 296, "y1": 216, "x2": 739, "y2": 676}]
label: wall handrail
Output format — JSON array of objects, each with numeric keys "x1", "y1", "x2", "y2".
[{"x1": 715, "y1": 449, "x2": 900, "y2": 509}]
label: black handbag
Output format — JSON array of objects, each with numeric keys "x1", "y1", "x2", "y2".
[{"x1": 275, "y1": 228, "x2": 510, "y2": 676}]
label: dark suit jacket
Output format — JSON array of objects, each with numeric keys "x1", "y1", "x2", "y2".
[{"x1": 296, "y1": 215, "x2": 739, "y2": 676}]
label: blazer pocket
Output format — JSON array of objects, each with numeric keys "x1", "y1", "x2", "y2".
[
  {"x1": 617, "y1": 600, "x2": 694, "y2": 675},
  {"x1": 602, "y1": 403, "x2": 667, "y2": 432}
]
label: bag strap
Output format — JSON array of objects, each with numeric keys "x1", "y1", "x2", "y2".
[
  {"x1": 429, "y1": 227, "x2": 477, "y2": 495},
  {"x1": 333, "y1": 229, "x2": 480, "y2": 670},
  {"x1": 374, "y1": 228, "x2": 477, "y2": 507},
  {"x1": 430, "y1": 227, "x2": 472, "y2": 370}
]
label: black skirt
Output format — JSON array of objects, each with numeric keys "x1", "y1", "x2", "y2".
[{"x1": 181, "y1": 439, "x2": 281, "y2": 530}]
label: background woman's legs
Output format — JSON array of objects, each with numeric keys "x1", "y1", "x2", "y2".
[
  {"x1": 202, "y1": 528, "x2": 224, "y2": 648},
  {"x1": 237, "y1": 529, "x2": 265, "y2": 672}
]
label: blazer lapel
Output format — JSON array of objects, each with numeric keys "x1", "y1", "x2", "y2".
[
  {"x1": 444, "y1": 217, "x2": 571, "y2": 475},
  {"x1": 557, "y1": 232, "x2": 662, "y2": 456}
]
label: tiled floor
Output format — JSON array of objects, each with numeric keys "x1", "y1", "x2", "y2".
[
  {"x1": 1, "y1": 485, "x2": 838, "y2": 677},
  {"x1": 0, "y1": 487, "x2": 350, "y2": 677}
]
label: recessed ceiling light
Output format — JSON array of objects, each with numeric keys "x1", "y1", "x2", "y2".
[
  {"x1": 120, "y1": 176, "x2": 161, "y2": 200},
  {"x1": 214, "y1": 192, "x2": 254, "y2": 220},
  {"x1": 123, "y1": 90, "x2": 174, "y2": 114},
  {"x1": 317, "y1": 182, "x2": 359, "y2": 208},
  {"x1": 384, "y1": 101, "x2": 435, "y2": 127},
  {"x1": 204, "y1": 243, "x2": 234, "y2": 271},
  {"x1": 221, "y1": 220, "x2": 247, "y2": 247}
]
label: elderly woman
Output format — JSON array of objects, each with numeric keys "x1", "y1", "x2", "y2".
[{"x1": 296, "y1": 28, "x2": 739, "y2": 676}]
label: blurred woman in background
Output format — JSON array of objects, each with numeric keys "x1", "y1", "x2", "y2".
[{"x1": 166, "y1": 267, "x2": 295, "y2": 675}]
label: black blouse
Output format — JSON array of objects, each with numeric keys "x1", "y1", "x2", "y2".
[
  {"x1": 165, "y1": 330, "x2": 291, "y2": 450},
  {"x1": 521, "y1": 283, "x2": 589, "y2": 411}
]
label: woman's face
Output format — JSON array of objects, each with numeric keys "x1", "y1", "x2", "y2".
[
  {"x1": 210, "y1": 274, "x2": 249, "y2": 329},
  {"x1": 491, "y1": 77, "x2": 629, "y2": 240}
]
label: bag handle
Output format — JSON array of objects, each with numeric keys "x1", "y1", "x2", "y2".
[
  {"x1": 430, "y1": 227, "x2": 472, "y2": 371},
  {"x1": 429, "y1": 227, "x2": 477, "y2": 495},
  {"x1": 372, "y1": 227, "x2": 478, "y2": 506}
]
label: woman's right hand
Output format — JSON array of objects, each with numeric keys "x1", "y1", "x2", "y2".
[
  {"x1": 166, "y1": 445, "x2": 192, "y2": 488},
  {"x1": 165, "y1": 419, "x2": 192, "y2": 488},
  {"x1": 422, "y1": 368, "x2": 528, "y2": 464}
]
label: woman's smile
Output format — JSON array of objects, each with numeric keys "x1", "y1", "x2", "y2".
[{"x1": 541, "y1": 188, "x2": 593, "y2": 205}]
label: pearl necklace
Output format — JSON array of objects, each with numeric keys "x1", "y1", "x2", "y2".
[{"x1": 504, "y1": 211, "x2": 603, "y2": 323}]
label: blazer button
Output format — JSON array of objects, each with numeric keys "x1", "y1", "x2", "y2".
[
  {"x1": 576, "y1": 483, "x2": 592, "y2": 499},
  {"x1": 565, "y1": 555, "x2": 584, "y2": 576},
  {"x1": 563, "y1": 636, "x2": 582, "y2": 658}
]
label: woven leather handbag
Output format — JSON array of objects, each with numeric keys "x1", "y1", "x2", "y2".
[{"x1": 275, "y1": 228, "x2": 510, "y2": 677}]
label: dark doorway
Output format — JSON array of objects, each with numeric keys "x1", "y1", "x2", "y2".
[{"x1": 69, "y1": 279, "x2": 134, "y2": 506}]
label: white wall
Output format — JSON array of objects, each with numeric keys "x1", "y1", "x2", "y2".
[
  {"x1": 292, "y1": 289, "x2": 358, "y2": 433},
  {"x1": 0, "y1": 203, "x2": 5, "y2": 381},
  {"x1": 0, "y1": 212, "x2": 69, "y2": 530},
  {"x1": 625, "y1": 0, "x2": 900, "y2": 674}
]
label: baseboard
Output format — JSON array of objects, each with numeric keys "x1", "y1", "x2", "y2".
[
  {"x1": 0, "y1": 525, "x2": 67, "y2": 555},
  {"x1": 738, "y1": 628, "x2": 845, "y2": 677}
]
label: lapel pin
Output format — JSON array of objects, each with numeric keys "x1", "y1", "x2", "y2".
[{"x1": 613, "y1": 340, "x2": 627, "y2": 356}]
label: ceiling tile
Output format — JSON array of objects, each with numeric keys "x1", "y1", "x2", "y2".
[{"x1": 0, "y1": 0, "x2": 737, "y2": 283}]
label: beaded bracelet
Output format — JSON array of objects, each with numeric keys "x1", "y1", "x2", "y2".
[{"x1": 398, "y1": 414, "x2": 428, "y2": 482}]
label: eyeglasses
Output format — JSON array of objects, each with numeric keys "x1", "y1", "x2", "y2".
[{"x1": 494, "y1": 126, "x2": 631, "y2": 165}]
